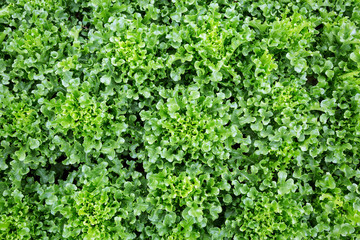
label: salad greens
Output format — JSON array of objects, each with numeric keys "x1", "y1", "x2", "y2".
[{"x1": 1, "y1": 0, "x2": 360, "y2": 239}]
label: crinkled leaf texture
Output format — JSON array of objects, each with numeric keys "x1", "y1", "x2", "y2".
[{"x1": 0, "y1": 0, "x2": 360, "y2": 239}]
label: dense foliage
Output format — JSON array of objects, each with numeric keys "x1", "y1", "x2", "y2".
[{"x1": 1, "y1": 0, "x2": 360, "y2": 239}]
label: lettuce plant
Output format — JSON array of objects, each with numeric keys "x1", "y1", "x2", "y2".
[{"x1": 1, "y1": 0, "x2": 360, "y2": 239}]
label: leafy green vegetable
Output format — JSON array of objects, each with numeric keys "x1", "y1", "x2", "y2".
[{"x1": 1, "y1": 0, "x2": 360, "y2": 239}]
